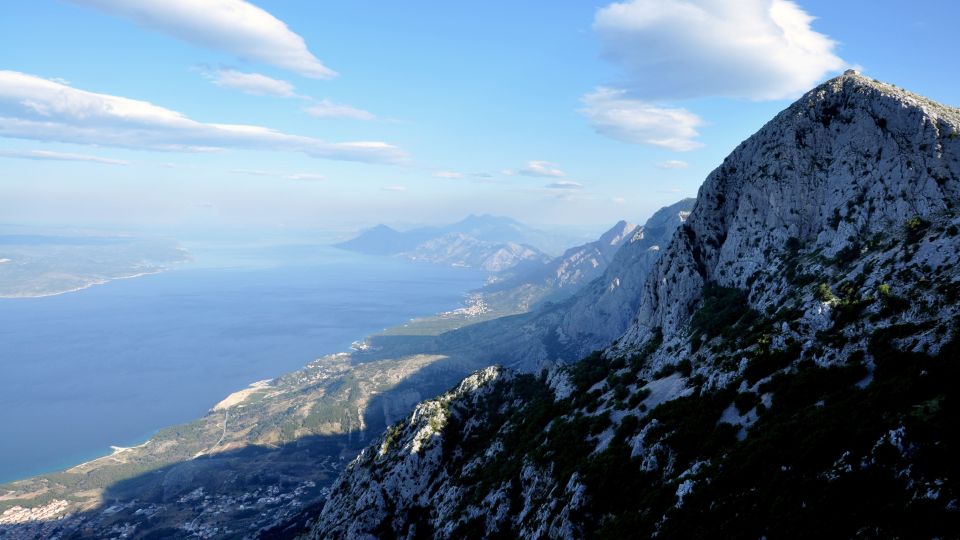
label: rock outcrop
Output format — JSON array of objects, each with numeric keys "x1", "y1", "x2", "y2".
[
  {"x1": 432, "y1": 199, "x2": 692, "y2": 370},
  {"x1": 616, "y1": 70, "x2": 960, "y2": 351},
  {"x1": 485, "y1": 219, "x2": 639, "y2": 303}
]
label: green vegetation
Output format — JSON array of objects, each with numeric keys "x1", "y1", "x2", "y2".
[
  {"x1": 438, "y1": 316, "x2": 960, "y2": 539},
  {"x1": 689, "y1": 284, "x2": 759, "y2": 352},
  {"x1": 814, "y1": 282, "x2": 836, "y2": 302},
  {"x1": 905, "y1": 216, "x2": 931, "y2": 244}
]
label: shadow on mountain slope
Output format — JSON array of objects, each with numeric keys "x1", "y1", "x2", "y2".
[{"x1": 0, "y1": 349, "x2": 507, "y2": 539}]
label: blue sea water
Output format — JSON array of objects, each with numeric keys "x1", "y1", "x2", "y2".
[{"x1": 0, "y1": 239, "x2": 485, "y2": 483}]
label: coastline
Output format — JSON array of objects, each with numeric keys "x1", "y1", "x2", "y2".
[
  {"x1": 0, "y1": 246, "x2": 192, "y2": 299},
  {"x1": 0, "y1": 269, "x2": 170, "y2": 299},
  {"x1": 0, "y1": 252, "x2": 486, "y2": 486}
]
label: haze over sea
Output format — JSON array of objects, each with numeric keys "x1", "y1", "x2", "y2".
[{"x1": 0, "y1": 235, "x2": 485, "y2": 483}]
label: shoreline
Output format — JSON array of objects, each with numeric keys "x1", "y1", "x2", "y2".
[
  {"x1": 0, "y1": 256, "x2": 486, "y2": 486},
  {"x1": 0, "y1": 260, "x2": 192, "y2": 300},
  {"x1": 0, "y1": 270, "x2": 165, "y2": 299}
]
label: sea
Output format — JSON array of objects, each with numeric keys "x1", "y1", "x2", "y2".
[{"x1": 0, "y1": 236, "x2": 485, "y2": 483}]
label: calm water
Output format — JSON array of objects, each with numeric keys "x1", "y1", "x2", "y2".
[{"x1": 0, "y1": 240, "x2": 484, "y2": 483}]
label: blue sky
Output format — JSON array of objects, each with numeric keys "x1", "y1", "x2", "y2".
[{"x1": 1, "y1": 1, "x2": 958, "y2": 233}]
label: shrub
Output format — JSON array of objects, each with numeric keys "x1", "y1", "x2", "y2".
[
  {"x1": 814, "y1": 283, "x2": 837, "y2": 303},
  {"x1": 877, "y1": 283, "x2": 892, "y2": 298},
  {"x1": 904, "y1": 216, "x2": 930, "y2": 244}
]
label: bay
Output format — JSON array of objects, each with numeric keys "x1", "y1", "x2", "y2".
[{"x1": 0, "y1": 238, "x2": 484, "y2": 483}]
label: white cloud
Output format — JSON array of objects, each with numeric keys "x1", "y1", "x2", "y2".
[
  {"x1": 68, "y1": 0, "x2": 336, "y2": 79},
  {"x1": 611, "y1": 196, "x2": 627, "y2": 204},
  {"x1": 433, "y1": 171, "x2": 464, "y2": 179},
  {"x1": 0, "y1": 149, "x2": 129, "y2": 165},
  {"x1": 580, "y1": 88, "x2": 703, "y2": 151},
  {"x1": 594, "y1": 0, "x2": 846, "y2": 100},
  {"x1": 231, "y1": 169, "x2": 325, "y2": 181},
  {"x1": 519, "y1": 161, "x2": 566, "y2": 178},
  {"x1": 305, "y1": 99, "x2": 376, "y2": 121},
  {"x1": 657, "y1": 159, "x2": 689, "y2": 169},
  {"x1": 544, "y1": 180, "x2": 583, "y2": 190},
  {"x1": 0, "y1": 71, "x2": 406, "y2": 164},
  {"x1": 208, "y1": 69, "x2": 295, "y2": 97},
  {"x1": 203, "y1": 70, "x2": 378, "y2": 125}
]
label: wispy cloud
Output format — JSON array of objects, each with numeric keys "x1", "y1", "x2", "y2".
[
  {"x1": 67, "y1": 0, "x2": 337, "y2": 79},
  {"x1": 207, "y1": 69, "x2": 295, "y2": 97},
  {"x1": 305, "y1": 99, "x2": 377, "y2": 121},
  {"x1": 0, "y1": 71, "x2": 407, "y2": 164},
  {"x1": 594, "y1": 0, "x2": 846, "y2": 100},
  {"x1": 657, "y1": 159, "x2": 689, "y2": 169},
  {"x1": 201, "y1": 69, "x2": 379, "y2": 123},
  {"x1": 580, "y1": 88, "x2": 703, "y2": 151},
  {"x1": 544, "y1": 180, "x2": 583, "y2": 190},
  {"x1": 381, "y1": 185, "x2": 407, "y2": 192},
  {"x1": 230, "y1": 169, "x2": 325, "y2": 181},
  {"x1": 432, "y1": 171, "x2": 465, "y2": 179},
  {"x1": 518, "y1": 160, "x2": 566, "y2": 178},
  {"x1": 0, "y1": 149, "x2": 129, "y2": 165}
]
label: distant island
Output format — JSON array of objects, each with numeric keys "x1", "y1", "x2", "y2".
[{"x1": 0, "y1": 230, "x2": 190, "y2": 298}]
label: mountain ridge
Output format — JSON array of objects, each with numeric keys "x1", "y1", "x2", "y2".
[{"x1": 310, "y1": 72, "x2": 960, "y2": 539}]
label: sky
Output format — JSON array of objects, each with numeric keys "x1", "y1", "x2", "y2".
[{"x1": 1, "y1": 0, "x2": 959, "y2": 234}]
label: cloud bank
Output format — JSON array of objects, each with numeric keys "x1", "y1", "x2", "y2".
[
  {"x1": 0, "y1": 71, "x2": 406, "y2": 164},
  {"x1": 594, "y1": 0, "x2": 846, "y2": 101},
  {"x1": 68, "y1": 0, "x2": 336, "y2": 79},
  {"x1": 584, "y1": 0, "x2": 846, "y2": 151}
]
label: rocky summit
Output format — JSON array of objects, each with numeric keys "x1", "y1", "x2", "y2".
[{"x1": 308, "y1": 72, "x2": 960, "y2": 538}]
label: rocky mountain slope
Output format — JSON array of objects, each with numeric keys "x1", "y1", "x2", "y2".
[
  {"x1": 309, "y1": 72, "x2": 960, "y2": 539},
  {"x1": 402, "y1": 233, "x2": 551, "y2": 272},
  {"x1": 422, "y1": 199, "x2": 693, "y2": 370},
  {"x1": 482, "y1": 220, "x2": 638, "y2": 303}
]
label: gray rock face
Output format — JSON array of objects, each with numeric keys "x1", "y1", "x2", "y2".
[
  {"x1": 482, "y1": 219, "x2": 639, "y2": 304},
  {"x1": 303, "y1": 366, "x2": 512, "y2": 540},
  {"x1": 615, "y1": 71, "x2": 960, "y2": 352},
  {"x1": 435, "y1": 199, "x2": 693, "y2": 370},
  {"x1": 402, "y1": 233, "x2": 550, "y2": 272}
]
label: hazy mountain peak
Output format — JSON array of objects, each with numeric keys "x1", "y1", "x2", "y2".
[{"x1": 596, "y1": 219, "x2": 637, "y2": 250}]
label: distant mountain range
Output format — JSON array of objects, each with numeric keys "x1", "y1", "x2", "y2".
[{"x1": 335, "y1": 214, "x2": 589, "y2": 273}]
